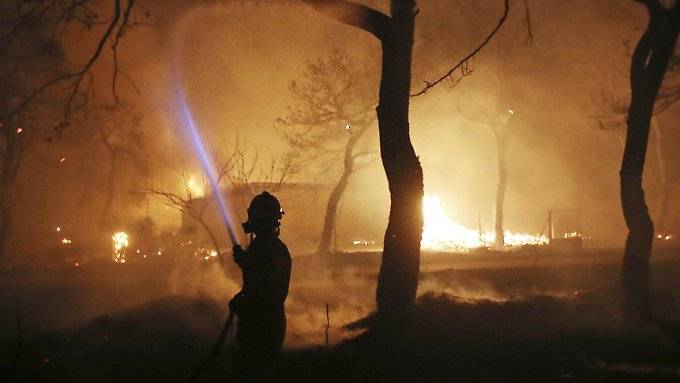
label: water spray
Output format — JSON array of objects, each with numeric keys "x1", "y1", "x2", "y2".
[
  {"x1": 171, "y1": 70, "x2": 239, "y2": 247},
  {"x1": 172, "y1": 62, "x2": 241, "y2": 383}
]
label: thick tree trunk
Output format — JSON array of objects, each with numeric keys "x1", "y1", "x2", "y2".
[
  {"x1": 375, "y1": 0, "x2": 423, "y2": 324},
  {"x1": 305, "y1": 0, "x2": 423, "y2": 324},
  {"x1": 620, "y1": 2, "x2": 679, "y2": 323},
  {"x1": 317, "y1": 125, "x2": 368, "y2": 256}
]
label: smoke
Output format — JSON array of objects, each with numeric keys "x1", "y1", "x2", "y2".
[
  {"x1": 418, "y1": 276, "x2": 509, "y2": 302},
  {"x1": 167, "y1": 259, "x2": 241, "y2": 303},
  {"x1": 164, "y1": 253, "x2": 596, "y2": 349},
  {"x1": 165, "y1": 258, "x2": 377, "y2": 347}
]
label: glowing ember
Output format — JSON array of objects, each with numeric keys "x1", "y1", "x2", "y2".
[
  {"x1": 657, "y1": 234, "x2": 673, "y2": 241},
  {"x1": 61, "y1": 238, "x2": 72, "y2": 244},
  {"x1": 112, "y1": 231, "x2": 129, "y2": 263},
  {"x1": 421, "y1": 194, "x2": 548, "y2": 251},
  {"x1": 194, "y1": 247, "x2": 219, "y2": 261}
]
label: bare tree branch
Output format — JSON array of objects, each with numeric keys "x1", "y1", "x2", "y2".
[
  {"x1": 4, "y1": 0, "x2": 140, "y2": 129},
  {"x1": 523, "y1": 0, "x2": 534, "y2": 45},
  {"x1": 411, "y1": 0, "x2": 510, "y2": 97},
  {"x1": 144, "y1": 179, "x2": 222, "y2": 254}
]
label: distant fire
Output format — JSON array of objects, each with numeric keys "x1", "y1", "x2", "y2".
[
  {"x1": 56, "y1": 226, "x2": 73, "y2": 245},
  {"x1": 194, "y1": 247, "x2": 218, "y2": 261},
  {"x1": 112, "y1": 231, "x2": 129, "y2": 263},
  {"x1": 187, "y1": 176, "x2": 205, "y2": 197},
  {"x1": 421, "y1": 194, "x2": 548, "y2": 251}
]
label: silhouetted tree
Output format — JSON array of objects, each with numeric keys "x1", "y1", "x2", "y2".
[
  {"x1": 306, "y1": 0, "x2": 509, "y2": 324},
  {"x1": 619, "y1": 0, "x2": 678, "y2": 323},
  {"x1": 592, "y1": 44, "x2": 679, "y2": 235},
  {"x1": 0, "y1": 0, "x2": 143, "y2": 260},
  {"x1": 66, "y1": 103, "x2": 150, "y2": 226},
  {"x1": 454, "y1": 68, "x2": 517, "y2": 249},
  {"x1": 145, "y1": 142, "x2": 296, "y2": 255},
  {"x1": 277, "y1": 50, "x2": 378, "y2": 256},
  {"x1": 147, "y1": 173, "x2": 224, "y2": 254}
]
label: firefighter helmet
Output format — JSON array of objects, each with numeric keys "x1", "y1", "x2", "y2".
[{"x1": 242, "y1": 191, "x2": 284, "y2": 233}]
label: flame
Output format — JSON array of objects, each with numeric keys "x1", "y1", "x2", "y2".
[
  {"x1": 194, "y1": 247, "x2": 219, "y2": 261},
  {"x1": 186, "y1": 176, "x2": 205, "y2": 197},
  {"x1": 421, "y1": 194, "x2": 548, "y2": 251},
  {"x1": 112, "y1": 231, "x2": 129, "y2": 263}
]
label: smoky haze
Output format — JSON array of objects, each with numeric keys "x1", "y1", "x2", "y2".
[
  {"x1": 9, "y1": 0, "x2": 665, "y2": 255},
  {"x1": 3, "y1": 0, "x2": 679, "y2": 359}
]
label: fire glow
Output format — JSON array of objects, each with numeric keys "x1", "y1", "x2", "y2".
[
  {"x1": 112, "y1": 231, "x2": 129, "y2": 264},
  {"x1": 171, "y1": 59, "x2": 238, "y2": 246},
  {"x1": 421, "y1": 195, "x2": 548, "y2": 251}
]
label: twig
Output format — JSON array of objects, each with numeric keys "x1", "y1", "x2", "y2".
[
  {"x1": 411, "y1": 0, "x2": 510, "y2": 97},
  {"x1": 523, "y1": 0, "x2": 534, "y2": 45},
  {"x1": 5, "y1": 0, "x2": 140, "y2": 131}
]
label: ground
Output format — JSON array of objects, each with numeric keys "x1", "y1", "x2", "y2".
[{"x1": 1, "y1": 248, "x2": 679, "y2": 382}]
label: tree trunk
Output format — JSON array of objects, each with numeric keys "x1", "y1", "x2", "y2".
[
  {"x1": 317, "y1": 125, "x2": 368, "y2": 256},
  {"x1": 620, "y1": 2, "x2": 679, "y2": 323},
  {"x1": 375, "y1": 0, "x2": 423, "y2": 324},
  {"x1": 655, "y1": 185, "x2": 673, "y2": 235},
  {"x1": 305, "y1": 0, "x2": 423, "y2": 324},
  {"x1": 317, "y1": 170, "x2": 351, "y2": 256},
  {"x1": 492, "y1": 125, "x2": 509, "y2": 249}
]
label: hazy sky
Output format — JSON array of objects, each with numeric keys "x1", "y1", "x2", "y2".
[{"x1": 14, "y1": 0, "x2": 678, "y2": 253}]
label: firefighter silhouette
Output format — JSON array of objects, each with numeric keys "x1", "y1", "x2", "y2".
[{"x1": 231, "y1": 191, "x2": 291, "y2": 382}]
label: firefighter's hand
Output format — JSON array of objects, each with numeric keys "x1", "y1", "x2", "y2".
[{"x1": 232, "y1": 244, "x2": 246, "y2": 264}]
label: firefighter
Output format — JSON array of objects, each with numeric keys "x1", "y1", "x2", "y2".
[{"x1": 230, "y1": 191, "x2": 291, "y2": 382}]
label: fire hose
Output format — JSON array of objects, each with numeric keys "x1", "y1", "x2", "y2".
[
  {"x1": 172, "y1": 65, "x2": 242, "y2": 382},
  {"x1": 188, "y1": 307, "x2": 236, "y2": 383}
]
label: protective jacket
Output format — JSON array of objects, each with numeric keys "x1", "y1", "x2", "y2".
[
  {"x1": 232, "y1": 235, "x2": 291, "y2": 382},
  {"x1": 233, "y1": 236, "x2": 291, "y2": 311}
]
